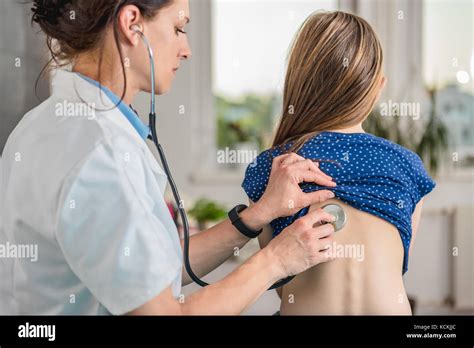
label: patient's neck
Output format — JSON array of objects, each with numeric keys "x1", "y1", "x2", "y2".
[{"x1": 327, "y1": 123, "x2": 365, "y2": 134}]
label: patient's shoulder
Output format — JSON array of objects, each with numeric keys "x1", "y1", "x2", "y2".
[
  {"x1": 241, "y1": 148, "x2": 275, "y2": 202},
  {"x1": 241, "y1": 142, "x2": 294, "y2": 202},
  {"x1": 373, "y1": 135, "x2": 421, "y2": 161},
  {"x1": 371, "y1": 136, "x2": 432, "y2": 177},
  {"x1": 336, "y1": 133, "x2": 436, "y2": 203}
]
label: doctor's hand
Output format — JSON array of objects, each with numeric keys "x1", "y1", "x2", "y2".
[
  {"x1": 256, "y1": 153, "x2": 337, "y2": 222},
  {"x1": 265, "y1": 209, "x2": 336, "y2": 278}
]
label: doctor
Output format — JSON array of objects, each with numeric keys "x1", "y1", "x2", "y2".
[{"x1": 1, "y1": 0, "x2": 337, "y2": 315}]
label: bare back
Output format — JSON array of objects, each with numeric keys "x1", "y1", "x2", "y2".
[{"x1": 276, "y1": 198, "x2": 412, "y2": 315}]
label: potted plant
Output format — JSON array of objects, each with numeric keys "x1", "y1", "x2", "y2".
[{"x1": 188, "y1": 198, "x2": 227, "y2": 231}]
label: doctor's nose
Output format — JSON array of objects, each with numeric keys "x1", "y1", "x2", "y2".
[
  {"x1": 180, "y1": 40, "x2": 192, "y2": 60},
  {"x1": 180, "y1": 49, "x2": 192, "y2": 60}
]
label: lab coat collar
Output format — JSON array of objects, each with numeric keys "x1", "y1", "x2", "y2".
[
  {"x1": 53, "y1": 70, "x2": 151, "y2": 140},
  {"x1": 49, "y1": 70, "x2": 169, "y2": 193},
  {"x1": 76, "y1": 73, "x2": 150, "y2": 140}
]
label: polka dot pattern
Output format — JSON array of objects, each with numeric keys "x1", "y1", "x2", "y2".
[{"x1": 241, "y1": 131, "x2": 436, "y2": 274}]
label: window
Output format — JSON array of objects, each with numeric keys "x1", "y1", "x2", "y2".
[
  {"x1": 422, "y1": 0, "x2": 474, "y2": 169},
  {"x1": 212, "y1": 0, "x2": 338, "y2": 171}
]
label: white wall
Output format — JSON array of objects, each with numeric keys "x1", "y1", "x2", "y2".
[
  {"x1": 0, "y1": 1, "x2": 50, "y2": 153},
  {"x1": 405, "y1": 174, "x2": 474, "y2": 309}
]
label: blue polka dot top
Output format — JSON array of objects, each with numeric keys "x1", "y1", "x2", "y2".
[{"x1": 241, "y1": 131, "x2": 436, "y2": 274}]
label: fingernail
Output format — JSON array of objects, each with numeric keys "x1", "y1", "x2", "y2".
[{"x1": 327, "y1": 192, "x2": 335, "y2": 198}]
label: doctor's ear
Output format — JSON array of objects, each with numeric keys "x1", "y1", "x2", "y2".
[{"x1": 116, "y1": 4, "x2": 144, "y2": 46}]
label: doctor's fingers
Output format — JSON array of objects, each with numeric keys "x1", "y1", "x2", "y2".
[
  {"x1": 272, "y1": 152, "x2": 305, "y2": 168},
  {"x1": 276, "y1": 154, "x2": 332, "y2": 181},
  {"x1": 299, "y1": 189, "x2": 338, "y2": 208},
  {"x1": 271, "y1": 153, "x2": 334, "y2": 185},
  {"x1": 282, "y1": 157, "x2": 320, "y2": 171},
  {"x1": 291, "y1": 168, "x2": 336, "y2": 188},
  {"x1": 292, "y1": 220, "x2": 335, "y2": 260},
  {"x1": 291, "y1": 159, "x2": 334, "y2": 184},
  {"x1": 310, "y1": 226, "x2": 335, "y2": 258},
  {"x1": 313, "y1": 222, "x2": 335, "y2": 240},
  {"x1": 294, "y1": 209, "x2": 336, "y2": 231}
]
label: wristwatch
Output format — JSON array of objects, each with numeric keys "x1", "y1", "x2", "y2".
[{"x1": 228, "y1": 204, "x2": 263, "y2": 238}]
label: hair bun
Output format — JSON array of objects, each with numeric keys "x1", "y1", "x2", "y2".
[{"x1": 31, "y1": 0, "x2": 72, "y2": 25}]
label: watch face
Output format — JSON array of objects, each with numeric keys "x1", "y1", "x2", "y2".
[{"x1": 321, "y1": 203, "x2": 347, "y2": 232}]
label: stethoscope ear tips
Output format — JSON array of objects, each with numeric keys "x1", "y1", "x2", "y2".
[
  {"x1": 131, "y1": 25, "x2": 142, "y2": 34},
  {"x1": 321, "y1": 203, "x2": 347, "y2": 232}
]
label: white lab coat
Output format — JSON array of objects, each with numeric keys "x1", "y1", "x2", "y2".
[{"x1": 0, "y1": 70, "x2": 183, "y2": 315}]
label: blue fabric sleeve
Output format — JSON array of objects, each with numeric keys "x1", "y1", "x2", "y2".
[
  {"x1": 241, "y1": 150, "x2": 272, "y2": 203},
  {"x1": 410, "y1": 153, "x2": 436, "y2": 204}
]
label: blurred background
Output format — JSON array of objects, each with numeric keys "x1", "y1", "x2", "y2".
[{"x1": 0, "y1": 0, "x2": 473, "y2": 315}]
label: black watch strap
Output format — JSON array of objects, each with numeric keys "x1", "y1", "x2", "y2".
[{"x1": 228, "y1": 204, "x2": 262, "y2": 239}]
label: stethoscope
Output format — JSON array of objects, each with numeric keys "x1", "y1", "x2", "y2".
[{"x1": 132, "y1": 26, "x2": 347, "y2": 290}]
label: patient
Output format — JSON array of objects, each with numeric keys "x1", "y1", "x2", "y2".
[{"x1": 242, "y1": 11, "x2": 435, "y2": 315}]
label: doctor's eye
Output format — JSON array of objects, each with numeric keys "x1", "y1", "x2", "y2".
[{"x1": 175, "y1": 27, "x2": 187, "y2": 35}]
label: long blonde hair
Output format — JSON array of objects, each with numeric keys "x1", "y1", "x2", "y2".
[{"x1": 272, "y1": 11, "x2": 384, "y2": 153}]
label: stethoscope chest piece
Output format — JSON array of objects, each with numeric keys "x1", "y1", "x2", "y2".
[{"x1": 321, "y1": 203, "x2": 347, "y2": 232}]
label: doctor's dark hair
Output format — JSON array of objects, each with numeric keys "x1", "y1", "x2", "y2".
[
  {"x1": 31, "y1": 0, "x2": 172, "y2": 101},
  {"x1": 272, "y1": 11, "x2": 384, "y2": 153}
]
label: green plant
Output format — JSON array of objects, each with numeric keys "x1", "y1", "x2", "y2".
[
  {"x1": 415, "y1": 87, "x2": 449, "y2": 173},
  {"x1": 228, "y1": 121, "x2": 252, "y2": 143},
  {"x1": 363, "y1": 86, "x2": 449, "y2": 175},
  {"x1": 188, "y1": 198, "x2": 227, "y2": 229},
  {"x1": 215, "y1": 93, "x2": 278, "y2": 150}
]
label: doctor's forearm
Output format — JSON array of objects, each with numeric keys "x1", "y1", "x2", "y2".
[
  {"x1": 181, "y1": 247, "x2": 281, "y2": 315},
  {"x1": 180, "y1": 219, "x2": 249, "y2": 285},
  {"x1": 180, "y1": 203, "x2": 270, "y2": 285}
]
